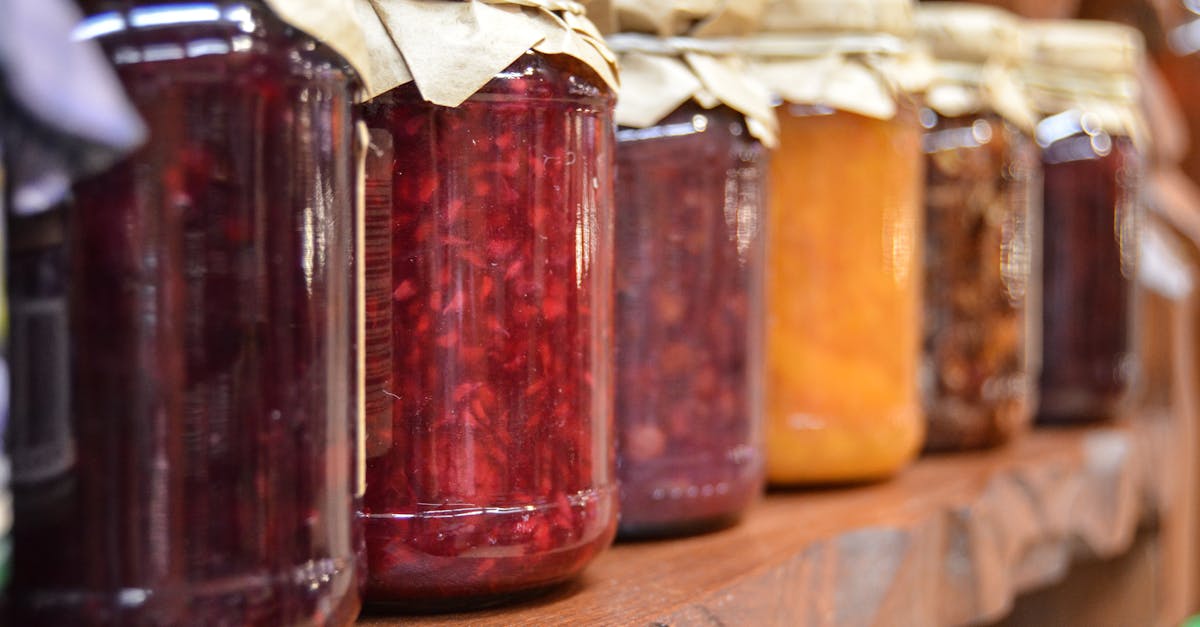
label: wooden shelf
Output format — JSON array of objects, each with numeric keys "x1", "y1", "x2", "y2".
[{"x1": 359, "y1": 409, "x2": 1192, "y2": 626}]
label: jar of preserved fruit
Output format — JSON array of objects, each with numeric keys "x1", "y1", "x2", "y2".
[
  {"x1": 914, "y1": 3, "x2": 1041, "y2": 451},
  {"x1": 355, "y1": 0, "x2": 619, "y2": 608},
  {"x1": 744, "y1": 0, "x2": 926, "y2": 484},
  {"x1": 6, "y1": 1, "x2": 368, "y2": 624},
  {"x1": 606, "y1": 1, "x2": 776, "y2": 539},
  {"x1": 1022, "y1": 21, "x2": 1146, "y2": 423}
]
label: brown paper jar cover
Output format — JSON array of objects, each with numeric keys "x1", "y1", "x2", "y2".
[{"x1": 355, "y1": 0, "x2": 618, "y2": 105}]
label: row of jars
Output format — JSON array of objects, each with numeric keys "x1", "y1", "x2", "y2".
[{"x1": 1, "y1": 0, "x2": 1145, "y2": 622}]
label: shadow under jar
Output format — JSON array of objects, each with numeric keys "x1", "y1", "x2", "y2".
[
  {"x1": 358, "y1": 52, "x2": 617, "y2": 609},
  {"x1": 613, "y1": 103, "x2": 766, "y2": 538},
  {"x1": 921, "y1": 111, "x2": 1040, "y2": 450},
  {"x1": 1037, "y1": 124, "x2": 1143, "y2": 423},
  {"x1": 5, "y1": 2, "x2": 363, "y2": 625}
]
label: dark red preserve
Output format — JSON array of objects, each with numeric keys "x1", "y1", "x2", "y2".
[
  {"x1": 614, "y1": 103, "x2": 766, "y2": 538},
  {"x1": 358, "y1": 51, "x2": 617, "y2": 607},
  {"x1": 6, "y1": 2, "x2": 363, "y2": 624},
  {"x1": 1037, "y1": 128, "x2": 1142, "y2": 422}
]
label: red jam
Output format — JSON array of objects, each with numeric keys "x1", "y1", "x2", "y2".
[
  {"x1": 358, "y1": 52, "x2": 617, "y2": 607},
  {"x1": 1037, "y1": 128, "x2": 1142, "y2": 422},
  {"x1": 6, "y1": 2, "x2": 362, "y2": 624},
  {"x1": 613, "y1": 104, "x2": 766, "y2": 538}
]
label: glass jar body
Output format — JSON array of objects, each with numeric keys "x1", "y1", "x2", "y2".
[
  {"x1": 6, "y1": 3, "x2": 363, "y2": 625},
  {"x1": 1036, "y1": 122, "x2": 1142, "y2": 423},
  {"x1": 921, "y1": 110, "x2": 1040, "y2": 451},
  {"x1": 613, "y1": 103, "x2": 766, "y2": 538},
  {"x1": 766, "y1": 102, "x2": 925, "y2": 484},
  {"x1": 358, "y1": 52, "x2": 617, "y2": 608}
]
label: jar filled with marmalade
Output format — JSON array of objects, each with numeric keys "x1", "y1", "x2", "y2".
[{"x1": 745, "y1": 0, "x2": 927, "y2": 484}]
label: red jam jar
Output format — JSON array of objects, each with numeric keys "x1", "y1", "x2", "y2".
[
  {"x1": 358, "y1": 51, "x2": 617, "y2": 608},
  {"x1": 6, "y1": 1, "x2": 363, "y2": 624},
  {"x1": 1023, "y1": 21, "x2": 1146, "y2": 423},
  {"x1": 613, "y1": 103, "x2": 766, "y2": 538}
]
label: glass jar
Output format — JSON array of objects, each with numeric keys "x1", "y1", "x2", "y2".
[
  {"x1": 1036, "y1": 126, "x2": 1142, "y2": 422},
  {"x1": 914, "y1": 2, "x2": 1042, "y2": 451},
  {"x1": 921, "y1": 110, "x2": 1039, "y2": 450},
  {"x1": 1024, "y1": 21, "x2": 1145, "y2": 423},
  {"x1": 613, "y1": 103, "x2": 766, "y2": 538},
  {"x1": 6, "y1": 2, "x2": 363, "y2": 624},
  {"x1": 766, "y1": 102, "x2": 925, "y2": 483},
  {"x1": 746, "y1": 0, "x2": 926, "y2": 485},
  {"x1": 358, "y1": 51, "x2": 617, "y2": 608}
]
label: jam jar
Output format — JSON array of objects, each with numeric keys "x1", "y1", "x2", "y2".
[
  {"x1": 614, "y1": 102, "x2": 767, "y2": 537},
  {"x1": 1023, "y1": 20, "x2": 1146, "y2": 423},
  {"x1": 915, "y1": 3, "x2": 1040, "y2": 451},
  {"x1": 606, "y1": 8, "x2": 774, "y2": 538},
  {"x1": 6, "y1": 1, "x2": 364, "y2": 624},
  {"x1": 358, "y1": 51, "x2": 617, "y2": 607},
  {"x1": 746, "y1": 0, "x2": 927, "y2": 484}
]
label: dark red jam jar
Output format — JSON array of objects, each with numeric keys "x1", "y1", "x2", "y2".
[
  {"x1": 358, "y1": 51, "x2": 617, "y2": 608},
  {"x1": 613, "y1": 103, "x2": 766, "y2": 538},
  {"x1": 6, "y1": 2, "x2": 363, "y2": 624},
  {"x1": 1036, "y1": 127, "x2": 1142, "y2": 423},
  {"x1": 1022, "y1": 21, "x2": 1146, "y2": 424}
]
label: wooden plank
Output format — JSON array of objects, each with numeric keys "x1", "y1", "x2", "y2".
[{"x1": 360, "y1": 418, "x2": 1173, "y2": 627}]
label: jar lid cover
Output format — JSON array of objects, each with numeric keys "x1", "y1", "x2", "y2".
[
  {"x1": 606, "y1": 34, "x2": 779, "y2": 145},
  {"x1": 1021, "y1": 19, "x2": 1144, "y2": 76},
  {"x1": 1020, "y1": 20, "x2": 1146, "y2": 146},
  {"x1": 356, "y1": 0, "x2": 619, "y2": 105},
  {"x1": 915, "y1": 2, "x2": 1020, "y2": 64},
  {"x1": 614, "y1": 0, "x2": 766, "y2": 38},
  {"x1": 759, "y1": 0, "x2": 914, "y2": 38}
]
